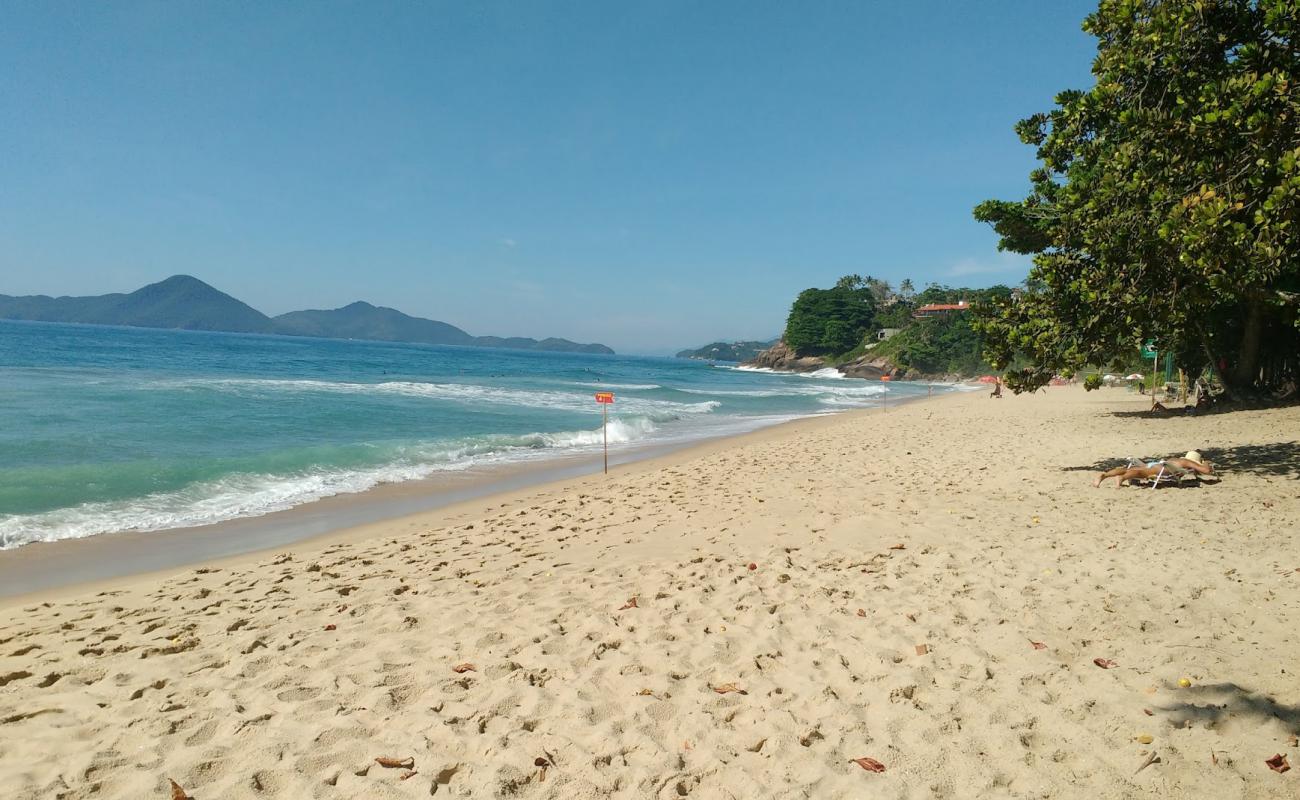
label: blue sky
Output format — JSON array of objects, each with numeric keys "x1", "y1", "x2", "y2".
[{"x1": 1, "y1": 1, "x2": 1098, "y2": 354}]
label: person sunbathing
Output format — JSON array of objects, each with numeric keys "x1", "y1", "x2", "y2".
[{"x1": 1093, "y1": 451, "x2": 1214, "y2": 488}]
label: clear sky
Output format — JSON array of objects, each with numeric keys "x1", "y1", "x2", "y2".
[{"x1": 1, "y1": 1, "x2": 1099, "y2": 355}]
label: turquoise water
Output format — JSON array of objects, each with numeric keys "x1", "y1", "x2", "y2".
[{"x1": 0, "y1": 320, "x2": 957, "y2": 548}]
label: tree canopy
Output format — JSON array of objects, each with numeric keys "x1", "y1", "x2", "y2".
[
  {"x1": 973, "y1": 0, "x2": 1299, "y2": 395},
  {"x1": 784, "y1": 279, "x2": 878, "y2": 355}
]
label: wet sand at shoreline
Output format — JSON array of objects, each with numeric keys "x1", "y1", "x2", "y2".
[
  {"x1": 1, "y1": 386, "x2": 1297, "y2": 799},
  {"x1": 0, "y1": 409, "x2": 866, "y2": 602}
]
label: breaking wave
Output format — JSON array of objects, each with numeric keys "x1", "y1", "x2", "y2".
[
  {"x1": 0, "y1": 417, "x2": 662, "y2": 549},
  {"x1": 156, "y1": 378, "x2": 717, "y2": 419}
]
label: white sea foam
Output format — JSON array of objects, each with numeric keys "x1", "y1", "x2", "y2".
[
  {"x1": 817, "y1": 394, "x2": 885, "y2": 406},
  {"x1": 0, "y1": 462, "x2": 452, "y2": 549},
  {"x1": 0, "y1": 418, "x2": 663, "y2": 549},
  {"x1": 716, "y1": 364, "x2": 847, "y2": 380},
  {"x1": 156, "y1": 378, "x2": 717, "y2": 419},
  {"x1": 573, "y1": 382, "x2": 661, "y2": 391},
  {"x1": 677, "y1": 383, "x2": 886, "y2": 399},
  {"x1": 802, "y1": 368, "x2": 846, "y2": 379}
]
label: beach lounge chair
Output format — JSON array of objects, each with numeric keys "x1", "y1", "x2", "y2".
[{"x1": 1124, "y1": 458, "x2": 1193, "y2": 489}]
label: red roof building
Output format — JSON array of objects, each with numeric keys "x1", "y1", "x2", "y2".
[{"x1": 913, "y1": 300, "x2": 969, "y2": 318}]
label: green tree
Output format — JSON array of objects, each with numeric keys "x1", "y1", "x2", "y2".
[
  {"x1": 865, "y1": 277, "x2": 894, "y2": 306},
  {"x1": 784, "y1": 278, "x2": 878, "y2": 355},
  {"x1": 973, "y1": 0, "x2": 1300, "y2": 395}
]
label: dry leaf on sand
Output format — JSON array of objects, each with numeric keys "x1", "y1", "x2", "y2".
[
  {"x1": 889, "y1": 544, "x2": 906, "y2": 550},
  {"x1": 1093, "y1": 657, "x2": 1118, "y2": 669},
  {"x1": 1265, "y1": 753, "x2": 1290, "y2": 774},
  {"x1": 712, "y1": 682, "x2": 747, "y2": 695},
  {"x1": 452, "y1": 662, "x2": 476, "y2": 673},
  {"x1": 618, "y1": 597, "x2": 638, "y2": 610},
  {"x1": 1135, "y1": 751, "x2": 1159, "y2": 774},
  {"x1": 856, "y1": 609, "x2": 867, "y2": 617},
  {"x1": 400, "y1": 770, "x2": 418, "y2": 780},
  {"x1": 375, "y1": 756, "x2": 415, "y2": 769},
  {"x1": 850, "y1": 757, "x2": 886, "y2": 773},
  {"x1": 169, "y1": 779, "x2": 191, "y2": 800},
  {"x1": 323, "y1": 624, "x2": 336, "y2": 631},
  {"x1": 915, "y1": 644, "x2": 929, "y2": 656},
  {"x1": 1029, "y1": 640, "x2": 1047, "y2": 650}
]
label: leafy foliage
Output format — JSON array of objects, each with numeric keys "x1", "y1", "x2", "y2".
[
  {"x1": 779, "y1": 279, "x2": 1011, "y2": 374},
  {"x1": 872, "y1": 312, "x2": 993, "y2": 376},
  {"x1": 784, "y1": 280, "x2": 878, "y2": 355},
  {"x1": 973, "y1": 0, "x2": 1300, "y2": 396},
  {"x1": 870, "y1": 285, "x2": 1013, "y2": 375}
]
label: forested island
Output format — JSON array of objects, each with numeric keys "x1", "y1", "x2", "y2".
[
  {"x1": 675, "y1": 339, "x2": 777, "y2": 362},
  {"x1": 0, "y1": 275, "x2": 614, "y2": 354}
]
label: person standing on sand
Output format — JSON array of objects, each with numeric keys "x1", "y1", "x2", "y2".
[{"x1": 1093, "y1": 451, "x2": 1214, "y2": 488}]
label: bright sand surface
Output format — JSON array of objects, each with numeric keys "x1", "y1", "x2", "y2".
[{"x1": 1, "y1": 386, "x2": 1298, "y2": 799}]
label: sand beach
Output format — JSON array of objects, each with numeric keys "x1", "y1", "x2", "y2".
[{"x1": 1, "y1": 386, "x2": 1297, "y2": 799}]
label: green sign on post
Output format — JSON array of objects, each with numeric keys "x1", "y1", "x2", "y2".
[{"x1": 1140, "y1": 340, "x2": 1157, "y2": 359}]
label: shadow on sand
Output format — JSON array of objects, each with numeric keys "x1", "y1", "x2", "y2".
[
  {"x1": 1154, "y1": 682, "x2": 1300, "y2": 734},
  {"x1": 1201, "y1": 442, "x2": 1300, "y2": 479},
  {"x1": 1061, "y1": 441, "x2": 1300, "y2": 479}
]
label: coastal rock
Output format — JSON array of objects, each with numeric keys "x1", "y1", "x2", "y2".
[
  {"x1": 838, "y1": 354, "x2": 902, "y2": 380},
  {"x1": 742, "y1": 340, "x2": 829, "y2": 373}
]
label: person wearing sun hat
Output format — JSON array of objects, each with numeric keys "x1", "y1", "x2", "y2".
[{"x1": 1093, "y1": 450, "x2": 1215, "y2": 487}]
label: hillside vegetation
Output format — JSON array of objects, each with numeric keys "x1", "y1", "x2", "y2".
[
  {"x1": 870, "y1": 313, "x2": 990, "y2": 376},
  {"x1": 756, "y1": 276, "x2": 1012, "y2": 378}
]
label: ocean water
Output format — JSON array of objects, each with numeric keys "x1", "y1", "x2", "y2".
[{"x1": 0, "y1": 320, "x2": 957, "y2": 549}]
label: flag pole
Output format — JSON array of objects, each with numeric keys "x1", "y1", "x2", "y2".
[{"x1": 603, "y1": 402, "x2": 608, "y2": 474}]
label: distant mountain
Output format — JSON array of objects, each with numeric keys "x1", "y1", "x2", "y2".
[
  {"x1": 0, "y1": 275, "x2": 276, "y2": 333},
  {"x1": 274, "y1": 301, "x2": 475, "y2": 346},
  {"x1": 0, "y1": 276, "x2": 614, "y2": 354},
  {"x1": 275, "y1": 302, "x2": 613, "y2": 354},
  {"x1": 676, "y1": 339, "x2": 778, "y2": 362}
]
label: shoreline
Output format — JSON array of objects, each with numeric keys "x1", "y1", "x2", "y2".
[
  {"x1": 2, "y1": 385, "x2": 1297, "y2": 798},
  {"x1": 0, "y1": 398, "x2": 929, "y2": 606}
]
